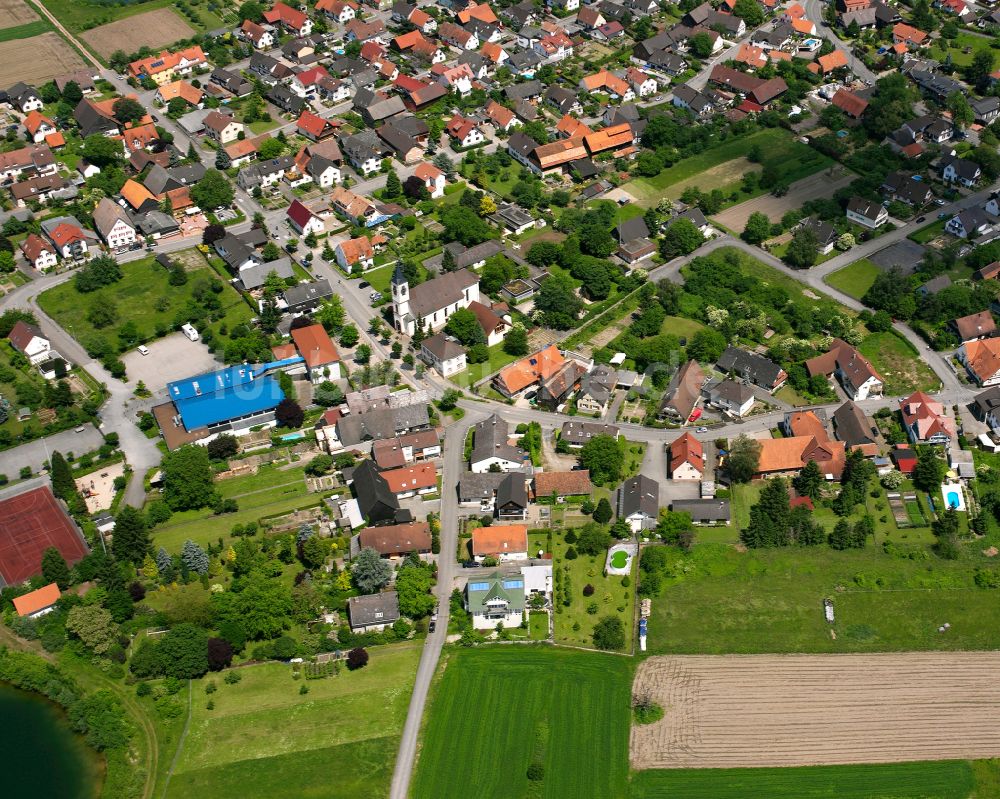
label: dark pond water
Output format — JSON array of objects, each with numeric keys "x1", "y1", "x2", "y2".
[{"x1": 0, "y1": 681, "x2": 99, "y2": 799}]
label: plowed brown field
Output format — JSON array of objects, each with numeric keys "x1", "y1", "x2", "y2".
[{"x1": 631, "y1": 652, "x2": 1000, "y2": 769}]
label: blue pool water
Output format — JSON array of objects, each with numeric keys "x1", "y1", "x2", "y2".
[
  {"x1": 280, "y1": 431, "x2": 305, "y2": 442},
  {"x1": 947, "y1": 491, "x2": 960, "y2": 509}
]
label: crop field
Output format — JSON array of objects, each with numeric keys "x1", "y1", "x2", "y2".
[
  {"x1": 645, "y1": 544, "x2": 1000, "y2": 655},
  {"x1": 165, "y1": 646, "x2": 421, "y2": 799},
  {"x1": 81, "y1": 8, "x2": 195, "y2": 58},
  {"x1": 412, "y1": 648, "x2": 632, "y2": 799},
  {"x1": 712, "y1": 166, "x2": 853, "y2": 231},
  {"x1": 630, "y1": 653, "x2": 1000, "y2": 769},
  {"x1": 630, "y1": 761, "x2": 976, "y2": 799},
  {"x1": 0, "y1": 32, "x2": 88, "y2": 85},
  {"x1": 0, "y1": 0, "x2": 38, "y2": 28}
]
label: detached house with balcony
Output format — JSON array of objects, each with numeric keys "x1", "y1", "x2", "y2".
[
  {"x1": 92, "y1": 197, "x2": 136, "y2": 251},
  {"x1": 806, "y1": 338, "x2": 884, "y2": 401},
  {"x1": 466, "y1": 572, "x2": 525, "y2": 629}
]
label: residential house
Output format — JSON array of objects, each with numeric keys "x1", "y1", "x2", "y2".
[
  {"x1": 670, "y1": 432, "x2": 704, "y2": 481},
  {"x1": 240, "y1": 20, "x2": 274, "y2": 49},
  {"x1": 465, "y1": 572, "x2": 525, "y2": 629},
  {"x1": 707, "y1": 379, "x2": 755, "y2": 418},
  {"x1": 445, "y1": 113, "x2": 485, "y2": 148},
  {"x1": 756, "y1": 434, "x2": 846, "y2": 479},
  {"x1": 494, "y1": 344, "x2": 565, "y2": 398},
  {"x1": 411, "y1": 162, "x2": 445, "y2": 198},
  {"x1": 421, "y1": 333, "x2": 467, "y2": 376},
  {"x1": 472, "y1": 524, "x2": 528, "y2": 562},
  {"x1": 20, "y1": 233, "x2": 57, "y2": 271},
  {"x1": 534, "y1": 470, "x2": 593, "y2": 499},
  {"x1": 286, "y1": 199, "x2": 325, "y2": 235},
  {"x1": 42, "y1": 218, "x2": 90, "y2": 260},
  {"x1": 972, "y1": 385, "x2": 1000, "y2": 431},
  {"x1": 881, "y1": 171, "x2": 933, "y2": 206},
  {"x1": 347, "y1": 592, "x2": 400, "y2": 632},
  {"x1": 22, "y1": 111, "x2": 55, "y2": 144},
  {"x1": 717, "y1": 346, "x2": 787, "y2": 393},
  {"x1": 6, "y1": 82, "x2": 43, "y2": 112},
  {"x1": 959, "y1": 338, "x2": 1000, "y2": 385},
  {"x1": 941, "y1": 155, "x2": 981, "y2": 188},
  {"x1": 203, "y1": 111, "x2": 243, "y2": 144},
  {"x1": 7, "y1": 320, "x2": 51, "y2": 364},
  {"x1": 617, "y1": 474, "x2": 658, "y2": 532},
  {"x1": 281, "y1": 279, "x2": 333, "y2": 315},
  {"x1": 263, "y1": 2, "x2": 313, "y2": 36},
  {"x1": 467, "y1": 300, "x2": 510, "y2": 347},
  {"x1": 832, "y1": 400, "x2": 878, "y2": 450},
  {"x1": 559, "y1": 420, "x2": 619, "y2": 448},
  {"x1": 335, "y1": 234, "x2": 381, "y2": 271},
  {"x1": 659, "y1": 360, "x2": 706, "y2": 422},
  {"x1": 291, "y1": 66, "x2": 332, "y2": 100},
  {"x1": 92, "y1": 197, "x2": 136, "y2": 251},
  {"x1": 846, "y1": 196, "x2": 889, "y2": 228},
  {"x1": 128, "y1": 46, "x2": 207, "y2": 85},
  {"x1": 953, "y1": 311, "x2": 997, "y2": 343},
  {"x1": 296, "y1": 110, "x2": 337, "y2": 142},
  {"x1": 832, "y1": 88, "x2": 869, "y2": 118},
  {"x1": 318, "y1": 0, "x2": 358, "y2": 23},
  {"x1": 672, "y1": 499, "x2": 731, "y2": 525},
  {"x1": 576, "y1": 364, "x2": 617, "y2": 415},
  {"x1": 806, "y1": 338, "x2": 884, "y2": 400},
  {"x1": 290, "y1": 323, "x2": 341, "y2": 383},
  {"x1": 900, "y1": 391, "x2": 955, "y2": 444},
  {"x1": 470, "y1": 413, "x2": 528, "y2": 472},
  {"x1": 357, "y1": 521, "x2": 430, "y2": 559},
  {"x1": 495, "y1": 473, "x2": 529, "y2": 520}
]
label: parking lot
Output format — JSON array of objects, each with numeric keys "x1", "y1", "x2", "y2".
[{"x1": 121, "y1": 332, "x2": 219, "y2": 394}]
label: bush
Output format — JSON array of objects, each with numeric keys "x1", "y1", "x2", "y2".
[
  {"x1": 346, "y1": 647, "x2": 369, "y2": 670},
  {"x1": 582, "y1": 583, "x2": 595, "y2": 596},
  {"x1": 526, "y1": 763, "x2": 544, "y2": 781},
  {"x1": 565, "y1": 546, "x2": 578, "y2": 560}
]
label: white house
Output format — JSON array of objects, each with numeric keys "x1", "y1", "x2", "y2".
[
  {"x1": 412, "y1": 162, "x2": 445, "y2": 198},
  {"x1": 20, "y1": 233, "x2": 58, "y2": 271},
  {"x1": 669, "y1": 432, "x2": 704, "y2": 481},
  {"x1": 617, "y1": 474, "x2": 658, "y2": 533},
  {"x1": 347, "y1": 591, "x2": 400, "y2": 632},
  {"x1": 941, "y1": 155, "x2": 981, "y2": 188},
  {"x1": 286, "y1": 199, "x2": 325, "y2": 235},
  {"x1": 846, "y1": 196, "x2": 888, "y2": 229},
  {"x1": 469, "y1": 414, "x2": 527, "y2": 473},
  {"x1": 466, "y1": 572, "x2": 525, "y2": 629},
  {"x1": 446, "y1": 114, "x2": 485, "y2": 148},
  {"x1": 8, "y1": 320, "x2": 52, "y2": 365},
  {"x1": 421, "y1": 332, "x2": 467, "y2": 377},
  {"x1": 92, "y1": 197, "x2": 136, "y2": 251},
  {"x1": 707, "y1": 379, "x2": 755, "y2": 418},
  {"x1": 471, "y1": 524, "x2": 529, "y2": 563},
  {"x1": 959, "y1": 338, "x2": 1000, "y2": 386},
  {"x1": 203, "y1": 111, "x2": 244, "y2": 144}
]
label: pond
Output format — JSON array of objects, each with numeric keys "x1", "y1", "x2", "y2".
[{"x1": 0, "y1": 682, "x2": 100, "y2": 799}]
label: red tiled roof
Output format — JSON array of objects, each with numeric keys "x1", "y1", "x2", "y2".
[
  {"x1": 291, "y1": 323, "x2": 340, "y2": 367},
  {"x1": 13, "y1": 583, "x2": 61, "y2": 617},
  {"x1": 381, "y1": 462, "x2": 437, "y2": 493},
  {"x1": 471, "y1": 524, "x2": 528, "y2": 558}
]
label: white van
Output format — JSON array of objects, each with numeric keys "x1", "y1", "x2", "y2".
[
  {"x1": 137, "y1": 345, "x2": 150, "y2": 356},
  {"x1": 181, "y1": 323, "x2": 199, "y2": 341}
]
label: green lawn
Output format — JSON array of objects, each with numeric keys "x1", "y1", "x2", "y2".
[
  {"x1": 826, "y1": 258, "x2": 880, "y2": 300},
  {"x1": 0, "y1": 19, "x2": 52, "y2": 42},
  {"x1": 624, "y1": 129, "x2": 832, "y2": 206},
  {"x1": 529, "y1": 611, "x2": 549, "y2": 640},
  {"x1": 412, "y1": 648, "x2": 631, "y2": 799},
  {"x1": 38, "y1": 254, "x2": 252, "y2": 355},
  {"x1": 530, "y1": 530, "x2": 635, "y2": 650},
  {"x1": 166, "y1": 645, "x2": 421, "y2": 799},
  {"x1": 860, "y1": 331, "x2": 939, "y2": 395},
  {"x1": 928, "y1": 31, "x2": 993, "y2": 67},
  {"x1": 631, "y1": 762, "x2": 975, "y2": 799},
  {"x1": 645, "y1": 543, "x2": 1000, "y2": 655},
  {"x1": 449, "y1": 342, "x2": 521, "y2": 388},
  {"x1": 659, "y1": 315, "x2": 706, "y2": 340}
]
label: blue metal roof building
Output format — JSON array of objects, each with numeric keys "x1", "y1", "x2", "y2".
[{"x1": 167, "y1": 358, "x2": 304, "y2": 431}]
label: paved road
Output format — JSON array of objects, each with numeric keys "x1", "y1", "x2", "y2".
[
  {"x1": 803, "y1": 0, "x2": 878, "y2": 84},
  {"x1": 0, "y1": 425, "x2": 105, "y2": 478},
  {"x1": 388, "y1": 410, "x2": 483, "y2": 799}
]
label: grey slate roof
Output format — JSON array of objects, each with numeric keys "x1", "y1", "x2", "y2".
[
  {"x1": 348, "y1": 591, "x2": 400, "y2": 627},
  {"x1": 617, "y1": 474, "x2": 658, "y2": 519}
]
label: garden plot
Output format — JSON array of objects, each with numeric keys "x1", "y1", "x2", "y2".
[{"x1": 630, "y1": 652, "x2": 1000, "y2": 769}]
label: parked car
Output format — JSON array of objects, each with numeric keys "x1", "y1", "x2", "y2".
[
  {"x1": 696, "y1": 426, "x2": 708, "y2": 433},
  {"x1": 137, "y1": 345, "x2": 150, "y2": 356},
  {"x1": 359, "y1": 281, "x2": 370, "y2": 288},
  {"x1": 916, "y1": 216, "x2": 926, "y2": 223},
  {"x1": 369, "y1": 291, "x2": 382, "y2": 302}
]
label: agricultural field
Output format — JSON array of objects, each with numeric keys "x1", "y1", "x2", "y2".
[
  {"x1": 42, "y1": 0, "x2": 221, "y2": 35},
  {"x1": 0, "y1": 32, "x2": 88, "y2": 86},
  {"x1": 0, "y1": 0, "x2": 39, "y2": 28},
  {"x1": 859, "y1": 331, "x2": 940, "y2": 395},
  {"x1": 165, "y1": 646, "x2": 421, "y2": 799},
  {"x1": 81, "y1": 8, "x2": 196, "y2": 59},
  {"x1": 630, "y1": 653, "x2": 1000, "y2": 769},
  {"x1": 644, "y1": 543, "x2": 1000, "y2": 655},
  {"x1": 825, "y1": 258, "x2": 880, "y2": 300},
  {"x1": 412, "y1": 647, "x2": 632, "y2": 799},
  {"x1": 630, "y1": 761, "x2": 977, "y2": 799},
  {"x1": 624, "y1": 129, "x2": 832, "y2": 207},
  {"x1": 712, "y1": 165, "x2": 854, "y2": 231},
  {"x1": 37, "y1": 254, "x2": 253, "y2": 356}
]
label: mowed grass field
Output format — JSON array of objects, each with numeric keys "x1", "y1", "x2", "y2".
[
  {"x1": 826, "y1": 258, "x2": 880, "y2": 300},
  {"x1": 644, "y1": 544, "x2": 1000, "y2": 655},
  {"x1": 624, "y1": 129, "x2": 832, "y2": 206},
  {"x1": 630, "y1": 762, "x2": 976, "y2": 799},
  {"x1": 412, "y1": 648, "x2": 632, "y2": 799},
  {"x1": 166, "y1": 646, "x2": 422, "y2": 799}
]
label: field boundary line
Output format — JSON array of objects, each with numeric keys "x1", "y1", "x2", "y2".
[
  {"x1": 160, "y1": 679, "x2": 193, "y2": 799},
  {"x1": 23, "y1": 0, "x2": 101, "y2": 67}
]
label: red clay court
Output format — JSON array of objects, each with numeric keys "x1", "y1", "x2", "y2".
[{"x1": 0, "y1": 486, "x2": 89, "y2": 586}]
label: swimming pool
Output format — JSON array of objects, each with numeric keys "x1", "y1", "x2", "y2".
[
  {"x1": 940, "y1": 483, "x2": 966, "y2": 511},
  {"x1": 280, "y1": 431, "x2": 305, "y2": 442}
]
